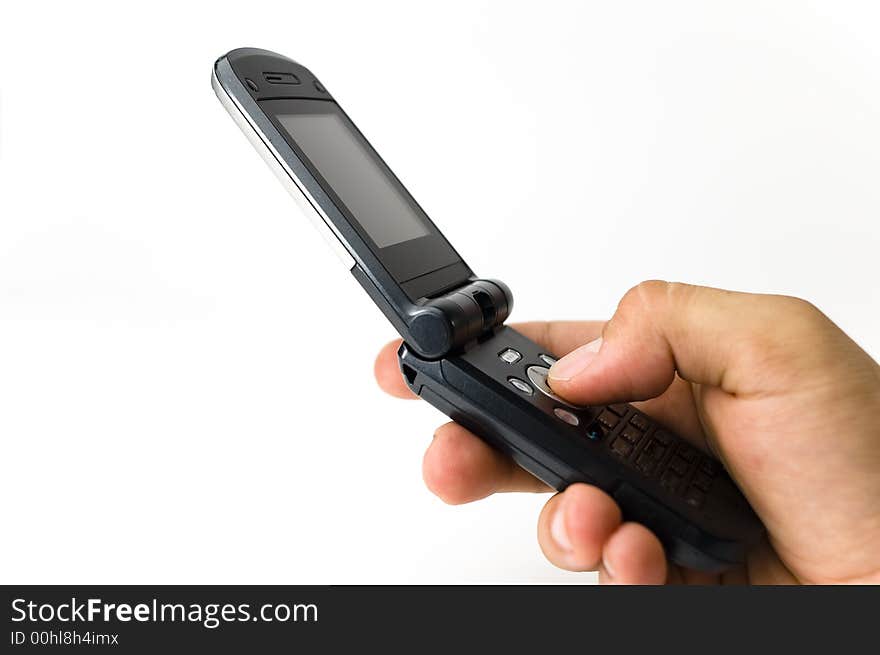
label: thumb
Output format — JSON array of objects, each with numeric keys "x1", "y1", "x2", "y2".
[{"x1": 547, "y1": 280, "x2": 817, "y2": 405}]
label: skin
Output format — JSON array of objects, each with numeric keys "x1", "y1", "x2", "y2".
[{"x1": 374, "y1": 281, "x2": 880, "y2": 584}]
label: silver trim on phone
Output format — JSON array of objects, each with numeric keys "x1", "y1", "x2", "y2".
[{"x1": 212, "y1": 57, "x2": 355, "y2": 269}]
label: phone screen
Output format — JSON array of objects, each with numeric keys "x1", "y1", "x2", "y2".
[{"x1": 276, "y1": 112, "x2": 429, "y2": 249}]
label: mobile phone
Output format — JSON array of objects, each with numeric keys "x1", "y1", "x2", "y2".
[{"x1": 212, "y1": 47, "x2": 763, "y2": 572}]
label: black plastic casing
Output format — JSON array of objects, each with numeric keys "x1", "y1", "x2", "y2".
[{"x1": 213, "y1": 47, "x2": 765, "y2": 572}]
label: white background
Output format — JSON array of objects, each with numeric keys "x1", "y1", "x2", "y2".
[{"x1": 1, "y1": 1, "x2": 877, "y2": 583}]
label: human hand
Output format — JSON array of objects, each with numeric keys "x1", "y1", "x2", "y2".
[{"x1": 374, "y1": 282, "x2": 880, "y2": 584}]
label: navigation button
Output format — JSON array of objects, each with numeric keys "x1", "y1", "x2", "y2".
[
  {"x1": 553, "y1": 407, "x2": 579, "y2": 426},
  {"x1": 499, "y1": 348, "x2": 522, "y2": 364},
  {"x1": 526, "y1": 365, "x2": 582, "y2": 408},
  {"x1": 508, "y1": 377, "x2": 533, "y2": 395}
]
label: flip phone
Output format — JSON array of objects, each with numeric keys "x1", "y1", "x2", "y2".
[{"x1": 212, "y1": 48, "x2": 764, "y2": 572}]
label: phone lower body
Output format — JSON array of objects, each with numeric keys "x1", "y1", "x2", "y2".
[{"x1": 398, "y1": 325, "x2": 764, "y2": 573}]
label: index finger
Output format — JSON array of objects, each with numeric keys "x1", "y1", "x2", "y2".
[{"x1": 374, "y1": 320, "x2": 606, "y2": 399}]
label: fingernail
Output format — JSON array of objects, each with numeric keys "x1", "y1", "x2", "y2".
[
  {"x1": 602, "y1": 554, "x2": 616, "y2": 580},
  {"x1": 550, "y1": 502, "x2": 573, "y2": 553},
  {"x1": 549, "y1": 337, "x2": 603, "y2": 382}
]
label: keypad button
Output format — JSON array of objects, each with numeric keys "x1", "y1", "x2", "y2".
[
  {"x1": 677, "y1": 444, "x2": 699, "y2": 463},
  {"x1": 586, "y1": 423, "x2": 606, "y2": 440},
  {"x1": 636, "y1": 454, "x2": 658, "y2": 476},
  {"x1": 539, "y1": 354, "x2": 557, "y2": 366},
  {"x1": 643, "y1": 439, "x2": 666, "y2": 461},
  {"x1": 499, "y1": 348, "x2": 522, "y2": 364},
  {"x1": 693, "y1": 471, "x2": 714, "y2": 491},
  {"x1": 508, "y1": 377, "x2": 533, "y2": 395},
  {"x1": 553, "y1": 407, "x2": 579, "y2": 426},
  {"x1": 630, "y1": 414, "x2": 650, "y2": 431},
  {"x1": 653, "y1": 429, "x2": 673, "y2": 445},
  {"x1": 684, "y1": 486, "x2": 705, "y2": 509},
  {"x1": 699, "y1": 458, "x2": 719, "y2": 475},
  {"x1": 597, "y1": 410, "x2": 620, "y2": 429},
  {"x1": 608, "y1": 403, "x2": 628, "y2": 417},
  {"x1": 669, "y1": 455, "x2": 689, "y2": 476},
  {"x1": 660, "y1": 469, "x2": 681, "y2": 492},
  {"x1": 621, "y1": 426, "x2": 644, "y2": 445},
  {"x1": 610, "y1": 437, "x2": 633, "y2": 458}
]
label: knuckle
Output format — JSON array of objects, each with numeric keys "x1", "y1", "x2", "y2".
[
  {"x1": 615, "y1": 281, "x2": 658, "y2": 322},
  {"x1": 615, "y1": 280, "x2": 697, "y2": 328},
  {"x1": 627, "y1": 279, "x2": 668, "y2": 309},
  {"x1": 731, "y1": 295, "x2": 830, "y2": 378},
  {"x1": 621, "y1": 280, "x2": 696, "y2": 315},
  {"x1": 775, "y1": 295, "x2": 825, "y2": 325},
  {"x1": 759, "y1": 295, "x2": 828, "y2": 344}
]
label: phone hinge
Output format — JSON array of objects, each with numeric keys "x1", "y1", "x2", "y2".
[{"x1": 412, "y1": 279, "x2": 513, "y2": 355}]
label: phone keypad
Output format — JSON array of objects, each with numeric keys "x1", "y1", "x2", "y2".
[
  {"x1": 604, "y1": 408, "x2": 720, "y2": 510},
  {"x1": 490, "y1": 340, "x2": 723, "y2": 510}
]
